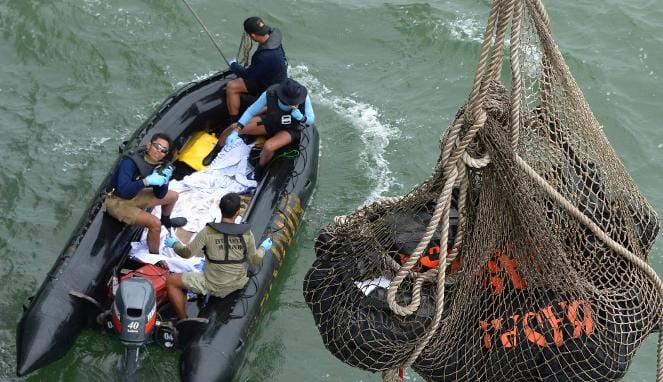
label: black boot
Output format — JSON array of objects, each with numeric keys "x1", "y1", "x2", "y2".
[
  {"x1": 161, "y1": 215, "x2": 187, "y2": 228},
  {"x1": 202, "y1": 144, "x2": 221, "y2": 166},
  {"x1": 253, "y1": 165, "x2": 265, "y2": 182},
  {"x1": 160, "y1": 215, "x2": 172, "y2": 228}
]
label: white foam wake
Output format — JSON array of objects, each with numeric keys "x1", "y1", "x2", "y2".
[
  {"x1": 289, "y1": 64, "x2": 398, "y2": 204},
  {"x1": 174, "y1": 70, "x2": 220, "y2": 89},
  {"x1": 448, "y1": 16, "x2": 484, "y2": 43}
]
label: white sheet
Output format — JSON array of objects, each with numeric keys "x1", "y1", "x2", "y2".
[
  {"x1": 127, "y1": 138, "x2": 257, "y2": 271},
  {"x1": 354, "y1": 277, "x2": 391, "y2": 296}
]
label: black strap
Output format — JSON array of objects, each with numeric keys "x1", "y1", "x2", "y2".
[
  {"x1": 207, "y1": 222, "x2": 250, "y2": 235},
  {"x1": 126, "y1": 149, "x2": 159, "y2": 178},
  {"x1": 205, "y1": 233, "x2": 248, "y2": 265}
]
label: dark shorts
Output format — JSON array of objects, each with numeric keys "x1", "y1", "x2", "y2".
[
  {"x1": 243, "y1": 77, "x2": 266, "y2": 96},
  {"x1": 260, "y1": 116, "x2": 302, "y2": 144}
]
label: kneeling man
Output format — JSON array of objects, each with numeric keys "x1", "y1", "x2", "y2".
[{"x1": 164, "y1": 192, "x2": 272, "y2": 320}]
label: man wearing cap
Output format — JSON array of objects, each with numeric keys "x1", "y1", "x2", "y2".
[
  {"x1": 204, "y1": 17, "x2": 288, "y2": 165},
  {"x1": 204, "y1": 78, "x2": 315, "y2": 178},
  {"x1": 226, "y1": 17, "x2": 287, "y2": 124}
]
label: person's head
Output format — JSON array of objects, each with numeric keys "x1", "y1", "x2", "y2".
[
  {"x1": 243, "y1": 16, "x2": 272, "y2": 43},
  {"x1": 276, "y1": 78, "x2": 307, "y2": 109},
  {"x1": 147, "y1": 133, "x2": 172, "y2": 162},
  {"x1": 219, "y1": 192, "x2": 241, "y2": 219}
]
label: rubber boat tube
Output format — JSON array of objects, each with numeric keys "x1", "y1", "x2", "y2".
[{"x1": 17, "y1": 71, "x2": 319, "y2": 381}]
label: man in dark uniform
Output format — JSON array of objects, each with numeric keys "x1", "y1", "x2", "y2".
[
  {"x1": 203, "y1": 16, "x2": 288, "y2": 165},
  {"x1": 103, "y1": 133, "x2": 180, "y2": 254},
  {"x1": 227, "y1": 16, "x2": 287, "y2": 125},
  {"x1": 164, "y1": 192, "x2": 272, "y2": 320}
]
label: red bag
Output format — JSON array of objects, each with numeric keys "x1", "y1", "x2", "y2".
[{"x1": 119, "y1": 264, "x2": 169, "y2": 305}]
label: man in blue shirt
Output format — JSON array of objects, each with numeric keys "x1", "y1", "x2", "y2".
[
  {"x1": 205, "y1": 79, "x2": 315, "y2": 178},
  {"x1": 203, "y1": 17, "x2": 288, "y2": 166},
  {"x1": 226, "y1": 17, "x2": 287, "y2": 124},
  {"x1": 103, "y1": 133, "x2": 180, "y2": 254}
]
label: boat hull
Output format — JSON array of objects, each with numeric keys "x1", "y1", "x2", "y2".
[{"x1": 16, "y1": 71, "x2": 319, "y2": 381}]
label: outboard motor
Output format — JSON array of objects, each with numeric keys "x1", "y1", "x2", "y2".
[{"x1": 112, "y1": 276, "x2": 157, "y2": 377}]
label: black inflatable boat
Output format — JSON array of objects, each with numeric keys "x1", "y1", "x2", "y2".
[{"x1": 17, "y1": 70, "x2": 319, "y2": 381}]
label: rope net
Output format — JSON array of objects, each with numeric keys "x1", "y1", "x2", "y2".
[{"x1": 303, "y1": 0, "x2": 663, "y2": 381}]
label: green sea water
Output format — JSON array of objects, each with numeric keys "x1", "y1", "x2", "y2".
[{"x1": 1, "y1": 0, "x2": 662, "y2": 381}]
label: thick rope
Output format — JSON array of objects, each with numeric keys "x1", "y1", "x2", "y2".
[
  {"x1": 382, "y1": 369, "x2": 402, "y2": 382},
  {"x1": 386, "y1": 111, "x2": 488, "y2": 377},
  {"x1": 391, "y1": 98, "x2": 488, "y2": 363},
  {"x1": 238, "y1": 32, "x2": 252, "y2": 66},
  {"x1": 385, "y1": 2, "x2": 511, "y2": 376},
  {"x1": 402, "y1": 163, "x2": 458, "y2": 358},
  {"x1": 463, "y1": 151, "x2": 491, "y2": 168},
  {"x1": 467, "y1": 0, "x2": 502, "y2": 112},
  {"x1": 514, "y1": 153, "x2": 663, "y2": 381},
  {"x1": 528, "y1": 0, "x2": 551, "y2": 31},
  {"x1": 389, "y1": 0, "x2": 515, "y2": 318},
  {"x1": 447, "y1": 166, "x2": 469, "y2": 263},
  {"x1": 387, "y1": 165, "x2": 459, "y2": 316},
  {"x1": 440, "y1": 117, "x2": 467, "y2": 166},
  {"x1": 524, "y1": 1, "x2": 663, "y2": 379},
  {"x1": 486, "y1": 0, "x2": 516, "y2": 85},
  {"x1": 659, "y1": 332, "x2": 663, "y2": 382},
  {"x1": 385, "y1": 1, "x2": 663, "y2": 380},
  {"x1": 509, "y1": 0, "x2": 525, "y2": 148}
]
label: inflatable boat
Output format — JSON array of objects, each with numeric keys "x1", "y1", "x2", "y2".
[{"x1": 17, "y1": 70, "x2": 319, "y2": 381}]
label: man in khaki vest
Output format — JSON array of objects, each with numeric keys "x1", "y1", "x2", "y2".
[{"x1": 164, "y1": 192, "x2": 272, "y2": 320}]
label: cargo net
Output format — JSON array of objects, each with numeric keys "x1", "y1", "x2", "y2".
[{"x1": 303, "y1": 0, "x2": 663, "y2": 381}]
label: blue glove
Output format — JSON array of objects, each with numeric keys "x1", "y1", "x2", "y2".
[
  {"x1": 164, "y1": 236, "x2": 178, "y2": 248},
  {"x1": 229, "y1": 58, "x2": 237, "y2": 66},
  {"x1": 225, "y1": 131, "x2": 240, "y2": 145},
  {"x1": 260, "y1": 238, "x2": 273, "y2": 251},
  {"x1": 144, "y1": 172, "x2": 167, "y2": 187},
  {"x1": 159, "y1": 165, "x2": 174, "y2": 182},
  {"x1": 290, "y1": 108, "x2": 304, "y2": 122}
]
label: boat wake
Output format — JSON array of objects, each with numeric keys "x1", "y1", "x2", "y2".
[{"x1": 290, "y1": 64, "x2": 397, "y2": 204}]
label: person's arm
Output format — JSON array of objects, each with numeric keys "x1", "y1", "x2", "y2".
[
  {"x1": 238, "y1": 91, "x2": 268, "y2": 127},
  {"x1": 246, "y1": 232, "x2": 266, "y2": 266},
  {"x1": 235, "y1": 51, "x2": 281, "y2": 80},
  {"x1": 303, "y1": 95, "x2": 315, "y2": 125},
  {"x1": 114, "y1": 159, "x2": 145, "y2": 198},
  {"x1": 151, "y1": 182, "x2": 169, "y2": 199},
  {"x1": 172, "y1": 227, "x2": 210, "y2": 259},
  {"x1": 229, "y1": 61, "x2": 248, "y2": 77}
]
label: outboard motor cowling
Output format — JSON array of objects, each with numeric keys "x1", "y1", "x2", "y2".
[
  {"x1": 112, "y1": 276, "x2": 157, "y2": 377},
  {"x1": 112, "y1": 276, "x2": 157, "y2": 344}
]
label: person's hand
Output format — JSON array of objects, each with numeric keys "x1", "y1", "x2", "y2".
[
  {"x1": 290, "y1": 108, "x2": 304, "y2": 121},
  {"x1": 160, "y1": 165, "x2": 174, "y2": 181},
  {"x1": 225, "y1": 131, "x2": 240, "y2": 145},
  {"x1": 229, "y1": 58, "x2": 238, "y2": 66},
  {"x1": 144, "y1": 172, "x2": 167, "y2": 187},
  {"x1": 260, "y1": 238, "x2": 273, "y2": 251},
  {"x1": 164, "y1": 236, "x2": 178, "y2": 248}
]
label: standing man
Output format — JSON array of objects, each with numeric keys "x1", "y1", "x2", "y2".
[
  {"x1": 204, "y1": 16, "x2": 287, "y2": 165},
  {"x1": 164, "y1": 192, "x2": 272, "y2": 320},
  {"x1": 104, "y1": 133, "x2": 181, "y2": 254}
]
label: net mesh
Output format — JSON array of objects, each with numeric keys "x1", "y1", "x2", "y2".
[{"x1": 303, "y1": 0, "x2": 663, "y2": 381}]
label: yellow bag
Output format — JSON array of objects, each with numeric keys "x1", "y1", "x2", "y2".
[{"x1": 178, "y1": 131, "x2": 218, "y2": 171}]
